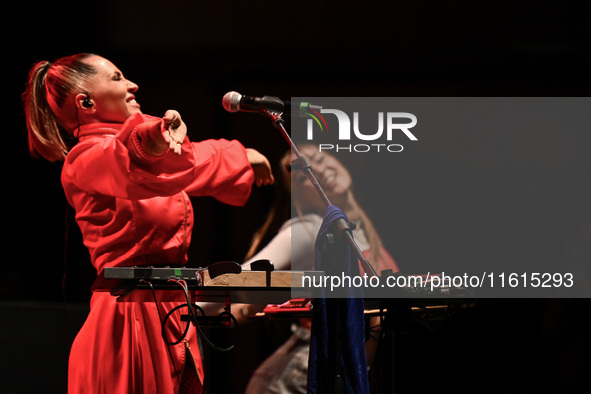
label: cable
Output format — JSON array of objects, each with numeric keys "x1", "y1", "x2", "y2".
[
  {"x1": 161, "y1": 303, "x2": 192, "y2": 346},
  {"x1": 160, "y1": 279, "x2": 239, "y2": 352},
  {"x1": 194, "y1": 309, "x2": 239, "y2": 353},
  {"x1": 142, "y1": 279, "x2": 181, "y2": 388}
]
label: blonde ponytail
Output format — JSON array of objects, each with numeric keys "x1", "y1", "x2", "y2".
[
  {"x1": 23, "y1": 61, "x2": 66, "y2": 161},
  {"x1": 22, "y1": 53, "x2": 96, "y2": 162}
]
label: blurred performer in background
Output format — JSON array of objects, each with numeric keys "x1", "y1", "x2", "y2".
[
  {"x1": 242, "y1": 144, "x2": 398, "y2": 393},
  {"x1": 23, "y1": 53, "x2": 273, "y2": 394}
]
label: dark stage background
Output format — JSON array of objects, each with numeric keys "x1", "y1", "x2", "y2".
[{"x1": 1, "y1": 1, "x2": 590, "y2": 393}]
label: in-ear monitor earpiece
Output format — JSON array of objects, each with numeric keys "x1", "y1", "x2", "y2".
[{"x1": 82, "y1": 94, "x2": 93, "y2": 108}]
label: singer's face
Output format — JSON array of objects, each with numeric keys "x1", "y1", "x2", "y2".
[
  {"x1": 83, "y1": 55, "x2": 141, "y2": 123},
  {"x1": 292, "y1": 145, "x2": 353, "y2": 212}
]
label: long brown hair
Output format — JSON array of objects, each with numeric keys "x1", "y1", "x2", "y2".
[
  {"x1": 22, "y1": 53, "x2": 96, "y2": 162},
  {"x1": 244, "y1": 152, "x2": 293, "y2": 260}
]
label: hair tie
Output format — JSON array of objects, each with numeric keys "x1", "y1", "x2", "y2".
[
  {"x1": 40, "y1": 61, "x2": 53, "y2": 82},
  {"x1": 39, "y1": 62, "x2": 52, "y2": 95},
  {"x1": 42, "y1": 61, "x2": 52, "y2": 73}
]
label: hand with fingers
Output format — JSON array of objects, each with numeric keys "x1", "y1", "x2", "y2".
[
  {"x1": 134, "y1": 110, "x2": 187, "y2": 157},
  {"x1": 246, "y1": 148, "x2": 275, "y2": 186},
  {"x1": 161, "y1": 110, "x2": 187, "y2": 156}
]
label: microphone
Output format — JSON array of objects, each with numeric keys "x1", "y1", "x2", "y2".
[{"x1": 222, "y1": 91, "x2": 322, "y2": 115}]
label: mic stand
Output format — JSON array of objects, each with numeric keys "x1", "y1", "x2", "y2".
[
  {"x1": 264, "y1": 109, "x2": 377, "y2": 393},
  {"x1": 262, "y1": 109, "x2": 378, "y2": 278}
]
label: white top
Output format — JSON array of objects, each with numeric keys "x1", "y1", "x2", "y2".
[{"x1": 243, "y1": 213, "x2": 371, "y2": 271}]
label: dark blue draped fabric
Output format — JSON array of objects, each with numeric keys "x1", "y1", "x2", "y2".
[{"x1": 307, "y1": 205, "x2": 369, "y2": 394}]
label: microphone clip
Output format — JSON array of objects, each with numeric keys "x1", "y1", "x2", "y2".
[{"x1": 262, "y1": 109, "x2": 285, "y2": 128}]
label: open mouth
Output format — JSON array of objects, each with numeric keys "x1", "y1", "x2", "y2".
[
  {"x1": 322, "y1": 173, "x2": 337, "y2": 188},
  {"x1": 127, "y1": 96, "x2": 140, "y2": 108}
]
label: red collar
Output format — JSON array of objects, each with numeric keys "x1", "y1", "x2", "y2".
[{"x1": 74, "y1": 123, "x2": 122, "y2": 140}]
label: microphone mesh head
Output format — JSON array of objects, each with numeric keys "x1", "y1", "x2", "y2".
[{"x1": 222, "y1": 91, "x2": 242, "y2": 112}]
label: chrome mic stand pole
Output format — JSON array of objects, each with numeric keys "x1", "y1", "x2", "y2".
[{"x1": 263, "y1": 109, "x2": 378, "y2": 278}]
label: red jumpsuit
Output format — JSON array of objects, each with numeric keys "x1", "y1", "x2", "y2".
[{"x1": 62, "y1": 113, "x2": 254, "y2": 393}]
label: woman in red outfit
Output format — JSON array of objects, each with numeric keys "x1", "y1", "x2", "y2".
[{"x1": 23, "y1": 53, "x2": 274, "y2": 393}]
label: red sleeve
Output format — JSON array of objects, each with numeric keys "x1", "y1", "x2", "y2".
[
  {"x1": 62, "y1": 114, "x2": 254, "y2": 206},
  {"x1": 181, "y1": 139, "x2": 255, "y2": 206}
]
